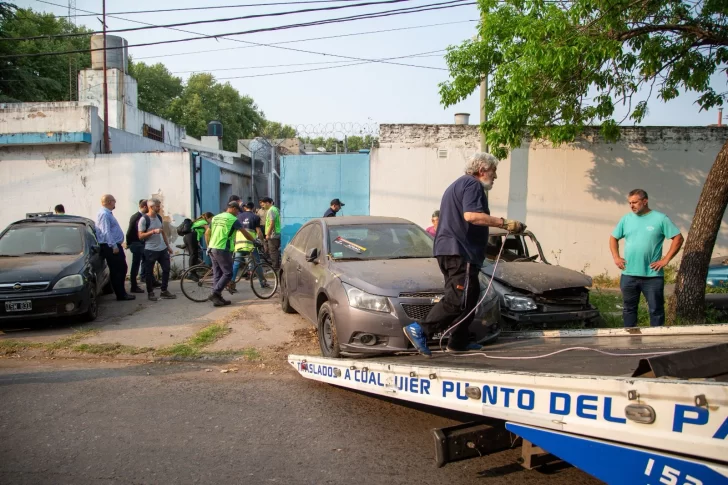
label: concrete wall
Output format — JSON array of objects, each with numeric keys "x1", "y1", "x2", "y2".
[
  {"x1": 78, "y1": 69, "x2": 184, "y2": 147},
  {"x1": 109, "y1": 127, "x2": 182, "y2": 153},
  {"x1": 373, "y1": 124, "x2": 728, "y2": 274},
  {"x1": 0, "y1": 147, "x2": 194, "y2": 250}
]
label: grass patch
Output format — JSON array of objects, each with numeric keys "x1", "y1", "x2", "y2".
[
  {"x1": 45, "y1": 328, "x2": 99, "y2": 350},
  {"x1": 0, "y1": 339, "x2": 44, "y2": 354},
  {"x1": 158, "y1": 323, "x2": 232, "y2": 358},
  {"x1": 203, "y1": 348, "x2": 261, "y2": 360},
  {"x1": 189, "y1": 324, "x2": 228, "y2": 347},
  {"x1": 72, "y1": 343, "x2": 153, "y2": 356}
]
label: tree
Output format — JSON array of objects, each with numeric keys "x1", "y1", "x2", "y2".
[
  {"x1": 128, "y1": 60, "x2": 182, "y2": 119},
  {"x1": 440, "y1": 0, "x2": 727, "y2": 322},
  {"x1": 258, "y1": 121, "x2": 297, "y2": 139},
  {"x1": 0, "y1": 4, "x2": 92, "y2": 102},
  {"x1": 166, "y1": 73, "x2": 265, "y2": 151}
]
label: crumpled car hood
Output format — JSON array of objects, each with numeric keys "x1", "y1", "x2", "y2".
[{"x1": 482, "y1": 261, "x2": 592, "y2": 294}]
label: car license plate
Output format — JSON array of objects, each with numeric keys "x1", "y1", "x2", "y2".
[{"x1": 5, "y1": 300, "x2": 32, "y2": 312}]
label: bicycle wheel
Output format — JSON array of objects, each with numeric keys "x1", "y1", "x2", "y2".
[
  {"x1": 250, "y1": 262, "x2": 278, "y2": 299},
  {"x1": 180, "y1": 265, "x2": 214, "y2": 302}
]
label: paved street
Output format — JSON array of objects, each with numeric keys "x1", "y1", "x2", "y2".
[{"x1": 0, "y1": 359, "x2": 599, "y2": 485}]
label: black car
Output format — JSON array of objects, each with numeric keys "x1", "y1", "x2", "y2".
[{"x1": 0, "y1": 216, "x2": 110, "y2": 322}]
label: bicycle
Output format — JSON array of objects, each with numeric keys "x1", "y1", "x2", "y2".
[{"x1": 179, "y1": 244, "x2": 278, "y2": 301}]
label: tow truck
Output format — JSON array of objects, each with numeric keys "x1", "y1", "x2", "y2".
[{"x1": 289, "y1": 326, "x2": 728, "y2": 484}]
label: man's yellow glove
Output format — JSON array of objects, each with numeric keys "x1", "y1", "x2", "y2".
[{"x1": 500, "y1": 218, "x2": 526, "y2": 233}]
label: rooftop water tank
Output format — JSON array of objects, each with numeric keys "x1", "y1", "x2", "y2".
[
  {"x1": 90, "y1": 35, "x2": 128, "y2": 72},
  {"x1": 207, "y1": 120, "x2": 223, "y2": 138}
]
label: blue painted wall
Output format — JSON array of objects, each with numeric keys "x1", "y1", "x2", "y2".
[
  {"x1": 200, "y1": 157, "x2": 221, "y2": 215},
  {"x1": 280, "y1": 153, "x2": 370, "y2": 247}
]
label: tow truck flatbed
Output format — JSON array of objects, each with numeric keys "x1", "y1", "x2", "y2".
[{"x1": 290, "y1": 330, "x2": 728, "y2": 484}]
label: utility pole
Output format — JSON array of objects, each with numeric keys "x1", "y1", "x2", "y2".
[
  {"x1": 480, "y1": 75, "x2": 488, "y2": 153},
  {"x1": 102, "y1": 0, "x2": 110, "y2": 153},
  {"x1": 67, "y1": 0, "x2": 76, "y2": 101}
]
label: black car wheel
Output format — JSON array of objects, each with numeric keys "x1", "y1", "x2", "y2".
[
  {"x1": 83, "y1": 286, "x2": 99, "y2": 322},
  {"x1": 317, "y1": 302, "x2": 340, "y2": 358},
  {"x1": 280, "y1": 273, "x2": 296, "y2": 314}
]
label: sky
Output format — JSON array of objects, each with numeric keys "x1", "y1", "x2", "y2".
[{"x1": 17, "y1": 0, "x2": 728, "y2": 134}]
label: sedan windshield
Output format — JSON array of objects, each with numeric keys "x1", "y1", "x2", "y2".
[
  {"x1": 0, "y1": 225, "x2": 83, "y2": 256},
  {"x1": 328, "y1": 224, "x2": 433, "y2": 260}
]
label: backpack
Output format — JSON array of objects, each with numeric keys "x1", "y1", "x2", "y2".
[
  {"x1": 176, "y1": 218, "x2": 193, "y2": 236},
  {"x1": 142, "y1": 214, "x2": 163, "y2": 231}
]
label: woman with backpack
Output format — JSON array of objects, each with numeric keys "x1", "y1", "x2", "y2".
[{"x1": 184, "y1": 212, "x2": 214, "y2": 268}]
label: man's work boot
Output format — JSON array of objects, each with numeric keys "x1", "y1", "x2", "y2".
[
  {"x1": 148, "y1": 292, "x2": 159, "y2": 302},
  {"x1": 227, "y1": 281, "x2": 237, "y2": 294},
  {"x1": 153, "y1": 280, "x2": 162, "y2": 288},
  {"x1": 220, "y1": 296, "x2": 232, "y2": 306},
  {"x1": 130, "y1": 286, "x2": 145, "y2": 294},
  {"x1": 209, "y1": 293, "x2": 226, "y2": 307},
  {"x1": 159, "y1": 290, "x2": 177, "y2": 300}
]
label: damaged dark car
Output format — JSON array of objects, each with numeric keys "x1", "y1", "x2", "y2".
[{"x1": 482, "y1": 228, "x2": 601, "y2": 328}]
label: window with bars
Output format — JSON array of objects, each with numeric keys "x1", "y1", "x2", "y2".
[{"x1": 143, "y1": 124, "x2": 165, "y2": 143}]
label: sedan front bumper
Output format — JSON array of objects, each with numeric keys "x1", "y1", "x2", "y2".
[
  {"x1": 501, "y1": 307, "x2": 600, "y2": 324},
  {"x1": 0, "y1": 286, "x2": 92, "y2": 321}
]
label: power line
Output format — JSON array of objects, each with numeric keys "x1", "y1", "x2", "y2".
[
  {"x1": 0, "y1": 0, "x2": 476, "y2": 60},
  {"x1": 10, "y1": 0, "x2": 421, "y2": 41},
  {"x1": 50, "y1": 0, "x2": 387, "y2": 17},
  {"x1": 135, "y1": 20, "x2": 478, "y2": 60},
  {"x1": 0, "y1": 48, "x2": 446, "y2": 82},
  {"x1": 216, "y1": 48, "x2": 446, "y2": 79},
  {"x1": 171, "y1": 52, "x2": 444, "y2": 73}
]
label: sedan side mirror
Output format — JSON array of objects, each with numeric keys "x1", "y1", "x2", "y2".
[{"x1": 306, "y1": 247, "x2": 319, "y2": 263}]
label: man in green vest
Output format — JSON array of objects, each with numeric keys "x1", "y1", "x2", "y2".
[
  {"x1": 206, "y1": 201, "x2": 254, "y2": 306},
  {"x1": 261, "y1": 197, "x2": 281, "y2": 270}
]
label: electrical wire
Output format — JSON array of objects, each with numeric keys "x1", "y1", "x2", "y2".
[
  {"x1": 440, "y1": 347, "x2": 675, "y2": 359},
  {"x1": 138, "y1": 21, "x2": 476, "y2": 60},
  {"x1": 171, "y1": 52, "x2": 444, "y2": 73},
  {"x1": 30, "y1": 0, "x2": 469, "y2": 71},
  {"x1": 0, "y1": 0, "x2": 476, "y2": 59},
  {"x1": 9, "y1": 0, "x2": 424, "y2": 41},
  {"x1": 52, "y1": 0, "x2": 393, "y2": 17},
  {"x1": 438, "y1": 231, "x2": 506, "y2": 352}
]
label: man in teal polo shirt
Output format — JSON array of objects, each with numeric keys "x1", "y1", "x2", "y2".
[{"x1": 609, "y1": 189, "x2": 684, "y2": 327}]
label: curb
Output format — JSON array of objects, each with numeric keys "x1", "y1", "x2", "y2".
[{"x1": 502, "y1": 324, "x2": 728, "y2": 339}]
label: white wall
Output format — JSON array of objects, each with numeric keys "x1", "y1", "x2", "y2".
[
  {"x1": 0, "y1": 148, "x2": 193, "y2": 249},
  {"x1": 78, "y1": 69, "x2": 184, "y2": 147},
  {"x1": 0, "y1": 102, "x2": 96, "y2": 137},
  {"x1": 372, "y1": 124, "x2": 728, "y2": 274}
]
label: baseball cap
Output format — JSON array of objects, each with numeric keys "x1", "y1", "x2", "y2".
[{"x1": 331, "y1": 198, "x2": 345, "y2": 206}]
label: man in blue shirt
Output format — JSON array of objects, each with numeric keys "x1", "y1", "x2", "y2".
[
  {"x1": 96, "y1": 194, "x2": 135, "y2": 301},
  {"x1": 610, "y1": 189, "x2": 683, "y2": 327},
  {"x1": 403, "y1": 153, "x2": 525, "y2": 356}
]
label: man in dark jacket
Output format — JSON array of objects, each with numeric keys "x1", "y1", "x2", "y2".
[
  {"x1": 126, "y1": 199, "x2": 148, "y2": 293},
  {"x1": 323, "y1": 199, "x2": 345, "y2": 217}
]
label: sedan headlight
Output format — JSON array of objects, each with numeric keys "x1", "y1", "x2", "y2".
[
  {"x1": 503, "y1": 294, "x2": 537, "y2": 311},
  {"x1": 54, "y1": 274, "x2": 84, "y2": 289},
  {"x1": 343, "y1": 283, "x2": 391, "y2": 313}
]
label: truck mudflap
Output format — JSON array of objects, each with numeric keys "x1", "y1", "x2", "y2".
[{"x1": 506, "y1": 422, "x2": 728, "y2": 485}]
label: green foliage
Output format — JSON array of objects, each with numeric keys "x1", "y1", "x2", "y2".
[
  {"x1": 0, "y1": 4, "x2": 92, "y2": 102},
  {"x1": 127, "y1": 60, "x2": 182, "y2": 119},
  {"x1": 258, "y1": 121, "x2": 297, "y2": 139},
  {"x1": 300, "y1": 135, "x2": 377, "y2": 152},
  {"x1": 167, "y1": 73, "x2": 265, "y2": 151},
  {"x1": 440, "y1": 0, "x2": 727, "y2": 158}
]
